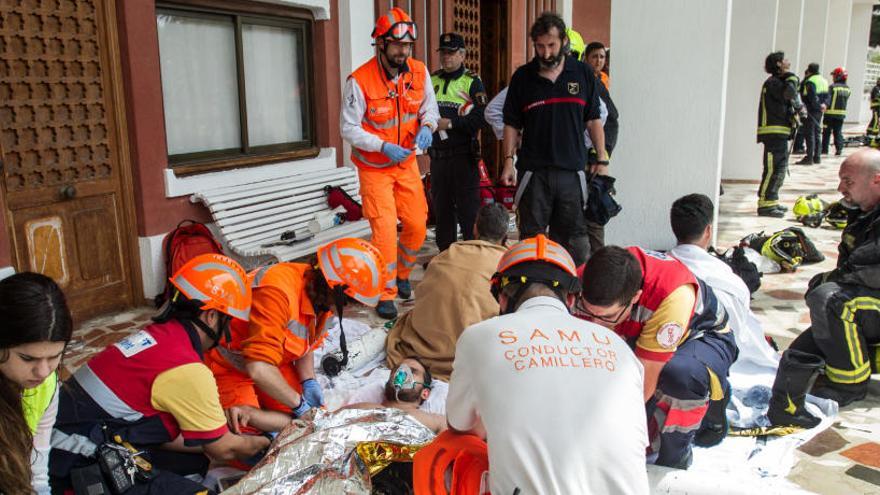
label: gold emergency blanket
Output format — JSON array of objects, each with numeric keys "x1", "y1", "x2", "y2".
[{"x1": 221, "y1": 408, "x2": 435, "y2": 494}]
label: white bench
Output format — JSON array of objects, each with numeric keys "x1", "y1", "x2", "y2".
[{"x1": 190, "y1": 164, "x2": 371, "y2": 262}]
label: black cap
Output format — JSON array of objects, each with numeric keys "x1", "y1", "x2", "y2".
[{"x1": 438, "y1": 32, "x2": 465, "y2": 51}]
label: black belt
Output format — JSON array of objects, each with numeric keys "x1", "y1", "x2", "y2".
[{"x1": 428, "y1": 146, "x2": 473, "y2": 160}]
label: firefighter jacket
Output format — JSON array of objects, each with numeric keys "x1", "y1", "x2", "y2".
[
  {"x1": 824, "y1": 82, "x2": 851, "y2": 119},
  {"x1": 872, "y1": 84, "x2": 880, "y2": 110},
  {"x1": 430, "y1": 66, "x2": 487, "y2": 149},
  {"x1": 832, "y1": 204, "x2": 880, "y2": 290},
  {"x1": 349, "y1": 57, "x2": 428, "y2": 169},
  {"x1": 801, "y1": 73, "x2": 830, "y2": 114},
  {"x1": 757, "y1": 71, "x2": 801, "y2": 143}
]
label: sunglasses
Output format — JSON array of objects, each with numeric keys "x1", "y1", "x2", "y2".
[
  {"x1": 386, "y1": 22, "x2": 417, "y2": 42},
  {"x1": 574, "y1": 299, "x2": 630, "y2": 325}
]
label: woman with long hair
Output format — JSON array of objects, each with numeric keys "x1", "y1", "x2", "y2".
[{"x1": 0, "y1": 272, "x2": 73, "y2": 494}]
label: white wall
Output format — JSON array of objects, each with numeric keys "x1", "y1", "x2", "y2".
[
  {"x1": 776, "y1": 0, "x2": 805, "y2": 70},
  {"x1": 338, "y1": 1, "x2": 376, "y2": 168},
  {"x1": 721, "y1": 0, "x2": 779, "y2": 181},
  {"x1": 846, "y1": 1, "x2": 874, "y2": 123},
  {"x1": 608, "y1": 0, "x2": 732, "y2": 249},
  {"x1": 799, "y1": 0, "x2": 830, "y2": 71},
  {"x1": 822, "y1": 0, "x2": 853, "y2": 78}
]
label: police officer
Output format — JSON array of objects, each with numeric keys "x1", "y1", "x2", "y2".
[
  {"x1": 822, "y1": 67, "x2": 851, "y2": 156},
  {"x1": 867, "y1": 77, "x2": 880, "y2": 148},
  {"x1": 428, "y1": 33, "x2": 488, "y2": 252},
  {"x1": 756, "y1": 51, "x2": 804, "y2": 217},
  {"x1": 796, "y1": 63, "x2": 830, "y2": 165}
]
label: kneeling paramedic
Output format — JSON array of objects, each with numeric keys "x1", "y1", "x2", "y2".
[
  {"x1": 49, "y1": 254, "x2": 270, "y2": 490},
  {"x1": 768, "y1": 149, "x2": 880, "y2": 428},
  {"x1": 204, "y1": 238, "x2": 386, "y2": 433},
  {"x1": 433, "y1": 235, "x2": 649, "y2": 494},
  {"x1": 577, "y1": 246, "x2": 739, "y2": 469}
]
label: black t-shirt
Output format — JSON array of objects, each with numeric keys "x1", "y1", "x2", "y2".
[{"x1": 503, "y1": 56, "x2": 601, "y2": 172}]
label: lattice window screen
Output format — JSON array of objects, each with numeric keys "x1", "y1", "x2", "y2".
[
  {"x1": 452, "y1": 0, "x2": 479, "y2": 74},
  {"x1": 0, "y1": 0, "x2": 112, "y2": 193}
]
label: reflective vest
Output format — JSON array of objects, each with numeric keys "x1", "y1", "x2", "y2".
[
  {"x1": 74, "y1": 320, "x2": 207, "y2": 442},
  {"x1": 825, "y1": 83, "x2": 851, "y2": 118},
  {"x1": 22, "y1": 372, "x2": 57, "y2": 433},
  {"x1": 214, "y1": 263, "x2": 331, "y2": 372},
  {"x1": 350, "y1": 56, "x2": 427, "y2": 169},
  {"x1": 615, "y1": 247, "x2": 698, "y2": 345},
  {"x1": 432, "y1": 69, "x2": 476, "y2": 114},
  {"x1": 757, "y1": 73, "x2": 799, "y2": 140},
  {"x1": 802, "y1": 74, "x2": 829, "y2": 98}
]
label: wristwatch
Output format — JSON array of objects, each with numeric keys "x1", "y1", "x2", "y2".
[{"x1": 596, "y1": 160, "x2": 609, "y2": 165}]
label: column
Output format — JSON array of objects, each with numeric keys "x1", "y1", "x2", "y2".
[
  {"x1": 721, "y1": 0, "x2": 779, "y2": 181},
  {"x1": 776, "y1": 0, "x2": 805, "y2": 70},
  {"x1": 846, "y1": 1, "x2": 873, "y2": 123},
  {"x1": 338, "y1": 0, "x2": 376, "y2": 167},
  {"x1": 798, "y1": 0, "x2": 830, "y2": 71},
  {"x1": 822, "y1": 0, "x2": 852, "y2": 77},
  {"x1": 607, "y1": 0, "x2": 732, "y2": 249}
]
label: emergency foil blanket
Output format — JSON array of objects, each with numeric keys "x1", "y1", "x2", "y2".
[{"x1": 221, "y1": 408, "x2": 434, "y2": 494}]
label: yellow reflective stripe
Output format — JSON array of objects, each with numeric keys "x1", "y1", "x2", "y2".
[
  {"x1": 757, "y1": 199, "x2": 779, "y2": 207},
  {"x1": 761, "y1": 87, "x2": 767, "y2": 127},
  {"x1": 758, "y1": 149, "x2": 774, "y2": 202},
  {"x1": 825, "y1": 362, "x2": 871, "y2": 384},
  {"x1": 840, "y1": 297, "x2": 880, "y2": 370},
  {"x1": 757, "y1": 125, "x2": 791, "y2": 135}
]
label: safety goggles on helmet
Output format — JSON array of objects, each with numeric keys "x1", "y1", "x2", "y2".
[{"x1": 384, "y1": 21, "x2": 418, "y2": 42}]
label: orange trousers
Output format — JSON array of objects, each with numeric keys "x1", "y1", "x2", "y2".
[
  {"x1": 358, "y1": 158, "x2": 428, "y2": 301},
  {"x1": 204, "y1": 348, "x2": 303, "y2": 415}
]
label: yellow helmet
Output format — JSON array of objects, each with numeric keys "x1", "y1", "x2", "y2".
[
  {"x1": 792, "y1": 194, "x2": 827, "y2": 228},
  {"x1": 566, "y1": 29, "x2": 586, "y2": 61}
]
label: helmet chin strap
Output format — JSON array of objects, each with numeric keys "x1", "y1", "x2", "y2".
[
  {"x1": 320, "y1": 285, "x2": 350, "y2": 376},
  {"x1": 190, "y1": 316, "x2": 224, "y2": 350}
]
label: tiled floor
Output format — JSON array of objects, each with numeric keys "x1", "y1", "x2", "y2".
[{"x1": 65, "y1": 141, "x2": 879, "y2": 494}]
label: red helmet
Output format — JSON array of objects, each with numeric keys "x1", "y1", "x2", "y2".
[
  {"x1": 372, "y1": 7, "x2": 417, "y2": 42},
  {"x1": 831, "y1": 67, "x2": 848, "y2": 82}
]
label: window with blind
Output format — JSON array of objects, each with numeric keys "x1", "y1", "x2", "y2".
[{"x1": 156, "y1": 4, "x2": 315, "y2": 172}]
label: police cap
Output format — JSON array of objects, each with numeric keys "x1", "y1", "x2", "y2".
[{"x1": 438, "y1": 32, "x2": 465, "y2": 51}]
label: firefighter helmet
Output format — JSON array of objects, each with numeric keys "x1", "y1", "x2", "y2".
[
  {"x1": 316, "y1": 238, "x2": 386, "y2": 307},
  {"x1": 824, "y1": 201, "x2": 850, "y2": 229},
  {"x1": 831, "y1": 67, "x2": 848, "y2": 82},
  {"x1": 566, "y1": 29, "x2": 586, "y2": 61},
  {"x1": 170, "y1": 254, "x2": 251, "y2": 321},
  {"x1": 792, "y1": 194, "x2": 828, "y2": 228}
]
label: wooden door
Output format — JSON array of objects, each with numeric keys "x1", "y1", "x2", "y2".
[{"x1": 0, "y1": 0, "x2": 138, "y2": 320}]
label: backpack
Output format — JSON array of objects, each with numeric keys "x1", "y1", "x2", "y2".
[
  {"x1": 477, "y1": 160, "x2": 495, "y2": 206},
  {"x1": 710, "y1": 246, "x2": 762, "y2": 294},
  {"x1": 325, "y1": 185, "x2": 363, "y2": 221},
  {"x1": 155, "y1": 220, "x2": 224, "y2": 307}
]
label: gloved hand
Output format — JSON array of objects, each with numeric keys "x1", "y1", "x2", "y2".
[
  {"x1": 292, "y1": 396, "x2": 314, "y2": 418},
  {"x1": 381, "y1": 142, "x2": 413, "y2": 163},
  {"x1": 301, "y1": 378, "x2": 324, "y2": 407},
  {"x1": 415, "y1": 125, "x2": 433, "y2": 149}
]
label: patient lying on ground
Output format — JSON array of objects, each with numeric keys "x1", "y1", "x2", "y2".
[{"x1": 345, "y1": 357, "x2": 447, "y2": 433}]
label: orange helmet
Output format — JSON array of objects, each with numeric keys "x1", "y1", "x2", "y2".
[
  {"x1": 831, "y1": 66, "x2": 847, "y2": 82},
  {"x1": 169, "y1": 253, "x2": 251, "y2": 321},
  {"x1": 317, "y1": 238, "x2": 386, "y2": 307},
  {"x1": 372, "y1": 7, "x2": 417, "y2": 41},
  {"x1": 491, "y1": 234, "x2": 580, "y2": 300}
]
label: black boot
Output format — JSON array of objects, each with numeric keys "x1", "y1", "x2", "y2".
[
  {"x1": 767, "y1": 349, "x2": 824, "y2": 428},
  {"x1": 812, "y1": 380, "x2": 868, "y2": 407}
]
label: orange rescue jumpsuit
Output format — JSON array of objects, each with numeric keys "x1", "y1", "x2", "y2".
[
  {"x1": 349, "y1": 57, "x2": 431, "y2": 301},
  {"x1": 205, "y1": 263, "x2": 331, "y2": 413}
]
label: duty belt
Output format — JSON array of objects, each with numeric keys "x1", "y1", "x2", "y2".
[{"x1": 427, "y1": 145, "x2": 474, "y2": 160}]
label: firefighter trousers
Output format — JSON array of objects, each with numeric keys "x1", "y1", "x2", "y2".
[
  {"x1": 822, "y1": 117, "x2": 844, "y2": 155},
  {"x1": 804, "y1": 112, "x2": 822, "y2": 162},
  {"x1": 358, "y1": 159, "x2": 428, "y2": 301},
  {"x1": 796, "y1": 282, "x2": 880, "y2": 387},
  {"x1": 515, "y1": 168, "x2": 590, "y2": 265},
  {"x1": 647, "y1": 330, "x2": 738, "y2": 469},
  {"x1": 429, "y1": 151, "x2": 480, "y2": 252},
  {"x1": 757, "y1": 137, "x2": 789, "y2": 209},
  {"x1": 867, "y1": 108, "x2": 880, "y2": 139}
]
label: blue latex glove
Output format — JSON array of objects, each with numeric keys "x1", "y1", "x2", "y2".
[
  {"x1": 382, "y1": 142, "x2": 412, "y2": 163},
  {"x1": 301, "y1": 378, "x2": 324, "y2": 407},
  {"x1": 292, "y1": 397, "x2": 313, "y2": 418},
  {"x1": 415, "y1": 125, "x2": 433, "y2": 149}
]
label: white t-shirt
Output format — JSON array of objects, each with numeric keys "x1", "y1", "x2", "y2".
[{"x1": 447, "y1": 296, "x2": 649, "y2": 495}]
